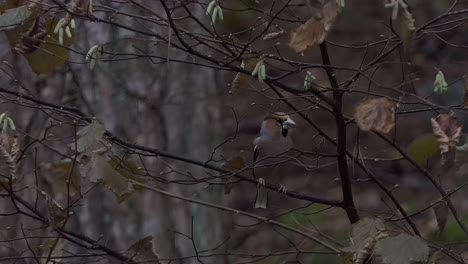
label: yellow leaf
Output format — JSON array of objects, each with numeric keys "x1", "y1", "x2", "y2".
[{"x1": 407, "y1": 133, "x2": 439, "y2": 167}]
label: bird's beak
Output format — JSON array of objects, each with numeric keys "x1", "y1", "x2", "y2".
[{"x1": 282, "y1": 117, "x2": 297, "y2": 129}]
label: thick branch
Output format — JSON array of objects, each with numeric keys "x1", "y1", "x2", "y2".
[{"x1": 320, "y1": 42, "x2": 360, "y2": 224}]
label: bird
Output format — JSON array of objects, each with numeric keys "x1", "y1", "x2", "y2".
[{"x1": 253, "y1": 112, "x2": 296, "y2": 208}]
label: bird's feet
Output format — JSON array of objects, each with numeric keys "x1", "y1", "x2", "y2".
[
  {"x1": 278, "y1": 185, "x2": 287, "y2": 194},
  {"x1": 257, "y1": 177, "x2": 265, "y2": 187}
]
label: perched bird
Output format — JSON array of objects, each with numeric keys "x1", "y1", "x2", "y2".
[{"x1": 253, "y1": 112, "x2": 296, "y2": 208}]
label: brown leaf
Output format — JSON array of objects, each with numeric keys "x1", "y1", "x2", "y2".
[
  {"x1": 13, "y1": 14, "x2": 47, "y2": 54},
  {"x1": 433, "y1": 200, "x2": 448, "y2": 236},
  {"x1": 221, "y1": 156, "x2": 245, "y2": 194},
  {"x1": 6, "y1": 17, "x2": 75, "y2": 74},
  {"x1": 80, "y1": 153, "x2": 135, "y2": 203},
  {"x1": 46, "y1": 160, "x2": 81, "y2": 198},
  {"x1": 289, "y1": 0, "x2": 337, "y2": 53},
  {"x1": 431, "y1": 111, "x2": 463, "y2": 162},
  {"x1": 354, "y1": 97, "x2": 397, "y2": 134},
  {"x1": 42, "y1": 191, "x2": 68, "y2": 229},
  {"x1": 41, "y1": 238, "x2": 65, "y2": 264},
  {"x1": 128, "y1": 236, "x2": 160, "y2": 264}
]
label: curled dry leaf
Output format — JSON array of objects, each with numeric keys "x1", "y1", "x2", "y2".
[
  {"x1": 0, "y1": 132, "x2": 19, "y2": 180},
  {"x1": 431, "y1": 111, "x2": 463, "y2": 162},
  {"x1": 222, "y1": 156, "x2": 245, "y2": 194},
  {"x1": 289, "y1": 0, "x2": 338, "y2": 53},
  {"x1": 354, "y1": 97, "x2": 397, "y2": 134},
  {"x1": 13, "y1": 14, "x2": 48, "y2": 54},
  {"x1": 387, "y1": 0, "x2": 415, "y2": 52},
  {"x1": 41, "y1": 191, "x2": 68, "y2": 229}
]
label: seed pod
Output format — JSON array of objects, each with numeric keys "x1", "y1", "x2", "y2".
[
  {"x1": 6, "y1": 117, "x2": 15, "y2": 131},
  {"x1": 53, "y1": 19, "x2": 63, "y2": 34},
  {"x1": 251, "y1": 60, "x2": 261, "y2": 77},
  {"x1": 217, "y1": 6, "x2": 223, "y2": 21},
  {"x1": 2, "y1": 119, "x2": 8, "y2": 132},
  {"x1": 0, "y1": 113, "x2": 6, "y2": 125},
  {"x1": 70, "y1": 19, "x2": 76, "y2": 29},
  {"x1": 211, "y1": 5, "x2": 218, "y2": 24},
  {"x1": 58, "y1": 28, "x2": 64, "y2": 45},
  {"x1": 206, "y1": 1, "x2": 216, "y2": 16},
  {"x1": 65, "y1": 26, "x2": 72, "y2": 38},
  {"x1": 258, "y1": 63, "x2": 266, "y2": 82}
]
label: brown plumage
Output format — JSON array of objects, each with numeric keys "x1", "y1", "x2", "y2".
[{"x1": 253, "y1": 112, "x2": 296, "y2": 208}]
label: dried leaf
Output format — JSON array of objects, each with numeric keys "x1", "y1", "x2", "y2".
[
  {"x1": 13, "y1": 14, "x2": 48, "y2": 54},
  {"x1": 431, "y1": 112, "x2": 463, "y2": 162},
  {"x1": 41, "y1": 239, "x2": 65, "y2": 264},
  {"x1": 80, "y1": 153, "x2": 135, "y2": 203},
  {"x1": 9, "y1": 134, "x2": 19, "y2": 161},
  {"x1": 46, "y1": 159, "x2": 81, "y2": 198},
  {"x1": 128, "y1": 236, "x2": 160, "y2": 264},
  {"x1": 289, "y1": 0, "x2": 337, "y2": 53},
  {"x1": 0, "y1": 132, "x2": 19, "y2": 180},
  {"x1": 354, "y1": 97, "x2": 397, "y2": 134},
  {"x1": 375, "y1": 233, "x2": 429, "y2": 264},
  {"x1": 42, "y1": 191, "x2": 68, "y2": 229},
  {"x1": 72, "y1": 120, "x2": 106, "y2": 153},
  {"x1": 108, "y1": 158, "x2": 145, "y2": 184},
  {"x1": 433, "y1": 200, "x2": 449, "y2": 236},
  {"x1": 0, "y1": 5, "x2": 32, "y2": 30},
  {"x1": 347, "y1": 218, "x2": 386, "y2": 263},
  {"x1": 222, "y1": 156, "x2": 245, "y2": 194},
  {"x1": 6, "y1": 17, "x2": 76, "y2": 74},
  {"x1": 391, "y1": 1, "x2": 415, "y2": 52}
]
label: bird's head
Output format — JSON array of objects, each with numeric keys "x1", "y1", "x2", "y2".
[{"x1": 263, "y1": 112, "x2": 297, "y2": 138}]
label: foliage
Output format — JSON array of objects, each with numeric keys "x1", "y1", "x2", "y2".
[{"x1": 0, "y1": 0, "x2": 467, "y2": 263}]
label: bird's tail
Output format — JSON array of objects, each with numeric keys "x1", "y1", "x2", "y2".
[{"x1": 254, "y1": 187, "x2": 268, "y2": 209}]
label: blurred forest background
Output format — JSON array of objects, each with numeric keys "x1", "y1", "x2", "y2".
[{"x1": 0, "y1": 0, "x2": 468, "y2": 263}]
